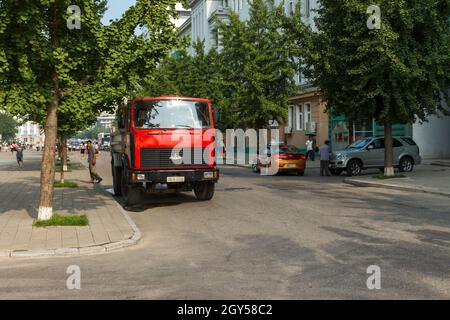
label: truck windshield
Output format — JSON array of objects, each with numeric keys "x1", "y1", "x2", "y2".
[{"x1": 134, "y1": 100, "x2": 211, "y2": 129}]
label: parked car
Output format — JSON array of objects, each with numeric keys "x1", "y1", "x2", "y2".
[
  {"x1": 329, "y1": 137, "x2": 421, "y2": 176},
  {"x1": 252, "y1": 144, "x2": 307, "y2": 175}
]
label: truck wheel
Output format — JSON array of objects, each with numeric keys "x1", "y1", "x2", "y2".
[
  {"x1": 194, "y1": 181, "x2": 215, "y2": 201},
  {"x1": 121, "y1": 168, "x2": 141, "y2": 206},
  {"x1": 112, "y1": 162, "x2": 122, "y2": 196}
]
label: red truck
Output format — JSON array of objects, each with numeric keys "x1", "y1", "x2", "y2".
[{"x1": 111, "y1": 97, "x2": 219, "y2": 206}]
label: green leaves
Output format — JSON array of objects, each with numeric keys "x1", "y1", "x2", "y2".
[
  {"x1": 142, "y1": 0, "x2": 299, "y2": 130},
  {"x1": 288, "y1": 0, "x2": 450, "y2": 123},
  {"x1": 1, "y1": 0, "x2": 182, "y2": 136},
  {"x1": 0, "y1": 113, "x2": 18, "y2": 142}
]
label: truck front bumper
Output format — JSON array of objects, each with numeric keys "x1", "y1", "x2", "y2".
[{"x1": 129, "y1": 168, "x2": 220, "y2": 184}]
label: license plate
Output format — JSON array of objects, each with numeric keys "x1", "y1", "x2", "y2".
[
  {"x1": 287, "y1": 164, "x2": 297, "y2": 168},
  {"x1": 167, "y1": 176, "x2": 185, "y2": 183}
]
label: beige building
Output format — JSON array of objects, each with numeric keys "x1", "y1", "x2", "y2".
[{"x1": 280, "y1": 86, "x2": 328, "y2": 152}]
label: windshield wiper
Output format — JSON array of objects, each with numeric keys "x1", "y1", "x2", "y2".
[{"x1": 174, "y1": 125, "x2": 195, "y2": 129}]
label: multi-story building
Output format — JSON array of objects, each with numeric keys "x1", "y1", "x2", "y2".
[
  {"x1": 95, "y1": 112, "x2": 115, "y2": 130},
  {"x1": 179, "y1": 0, "x2": 450, "y2": 158},
  {"x1": 16, "y1": 121, "x2": 45, "y2": 146},
  {"x1": 180, "y1": 1, "x2": 327, "y2": 153}
]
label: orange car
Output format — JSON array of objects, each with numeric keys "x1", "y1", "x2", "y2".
[{"x1": 252, "y1": 144, "x2": 307, "y2": 176}]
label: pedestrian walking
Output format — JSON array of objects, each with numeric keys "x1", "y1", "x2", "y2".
[
  {"x1": 319, "y1": 140, "x2": 332, "y2": 177},
  {"x1": 80, "y1": 142, "x2": 86, "y2": 159},
  {"x1": 87, "y1": 140, "x2": 102, "y2": 184},
  {"x1": 10, "y1": 141, "x2": 17, "y2": 155},
  {"x1": 305, "y1": 137, "x2": 315, "y2": 161},
  {"x1": 16, "y1": 143, "x2": 24, "y2": 169}
]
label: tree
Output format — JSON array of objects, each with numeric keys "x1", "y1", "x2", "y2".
[
  {"x1": 141, "y1": 41, "x2": 227, "y2": 128},
  {"x1": 0, "y1": 0, "x2": 181, "y2": 219},
  {"x1": 0, "y1": 113, "x2": 18, "y2": 142},
  {"x1": 286, "y1": 0, "x2": 450, "y2": 176},
  {"x1": 217, "y1": 0, "x2": 298, "y2": 129}
]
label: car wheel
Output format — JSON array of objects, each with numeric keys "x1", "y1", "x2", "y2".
[
  {"x1": 399, "y1": 156, "x2": 414, "y2": 172},
  {"x1": 330, "y1": 168, "x2": 343, "y2": 176},
  {"x1": 346, "y1": 160, "x2": 362, "y2": 176},
  {"x1": 194, "y1": 181, "x2": 215, "y2": 201}
]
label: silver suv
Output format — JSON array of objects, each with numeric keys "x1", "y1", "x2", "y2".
[{"x1": 329, "y1": 137, "x2": 421, "y2": 176}]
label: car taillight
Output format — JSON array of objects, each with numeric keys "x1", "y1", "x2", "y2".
[{"x1": 274, "y1": 153, "x2": 289, "y2": 160}]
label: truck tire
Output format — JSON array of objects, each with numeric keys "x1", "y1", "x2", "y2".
[
  {"x1": 121, "y1": 168, "x2": 141, "y2": 206},
  {"x1": 194, "y1": 181, "x2": 215, "y2": 201},
  {"x1": 112, "y1": 161, "x2": 122, "y2": 196}
]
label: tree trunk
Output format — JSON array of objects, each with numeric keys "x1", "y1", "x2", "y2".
[
  {"x1": 384, "y1": 120, "x2": 394, "y2": 176},
  {"x1": 59, "y1": 136, "x2": 67, "y2": 184},
  {"x1": 57, "y1": 138, "x2": 62, "y2": 160},
  {"x1": 38, "y1": 98, "x2": 58, "y2": 221},
  {"x1": 38, "y1": 2, "x2": 60, "y2": 220}
]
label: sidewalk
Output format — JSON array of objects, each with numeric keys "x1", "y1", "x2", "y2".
[
  {"x1": 0, "y1": 151, "x2": 140, "y2": 258},
  {"x1": 344, "y1": 161, "x2": 450, "y2": 197}
]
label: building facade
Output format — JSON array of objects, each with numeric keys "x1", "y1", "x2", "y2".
[
  {"x1": 95, "y1": 112, "x2": 115, "y2": 130},
  {"x1": 16, "y1": 121, "x2": 45, "y2": 146},
  {"x1": 179, "y1": 0, "x2": 450, "y2": 159},
  {"x1": 180, "y1": 1, "x2": 325, "y2": 153}
]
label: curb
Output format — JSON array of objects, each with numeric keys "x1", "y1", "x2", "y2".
[
  {"x1": 1, "y1": 156, "x2": 142, "y2": 259},
  {"x1": 344, "y1": 178, "x2": 450, "y2": 198},
  {"x1": 430, "y1": 161, "x2": 450, "y2": 168}
]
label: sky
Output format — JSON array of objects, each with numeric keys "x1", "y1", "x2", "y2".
[{"x1": 101, "y1": 0, "x2": 136, "y2": 25}]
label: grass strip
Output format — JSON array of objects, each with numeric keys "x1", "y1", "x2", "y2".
[{"x1": 34, "y1": 214, "x2": 89, "y2": 227}]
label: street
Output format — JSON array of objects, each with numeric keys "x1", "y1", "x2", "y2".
[{"x1": 0, "y1": 151, "x2": 450, "y2": 299}]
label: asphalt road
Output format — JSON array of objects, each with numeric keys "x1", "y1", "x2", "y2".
[{"x1": 1, "y1": 151, "x2": 450, "y2": 299}]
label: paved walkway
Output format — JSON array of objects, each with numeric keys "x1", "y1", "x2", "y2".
[
  {"x1": 0, "y1": 150, "x2": 139, "y2": 257},
  {"x1": 345, "y1": 159, "x2": 450, "y2": 197}
]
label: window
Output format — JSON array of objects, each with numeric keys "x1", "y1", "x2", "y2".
[
  {"x1": 393, "y1": 138, "x2": 403, "y2": 148},
  {"x1": 289, "y1": 1, "x2": 294, "y2": 15},
  {"x1": 295, "y1": 105, "x2": 303, "y2": 130},
  {"x1": 222, "y1": 0, "x2": 229, "y2": 8},
  {"x1": 369, "y1": 138, "x2": 385, "y2": 149},
  {"x1": 134, "y1": 100, "x2": 211, "y2": 129},
  {"x1": 304, "y1": 103, "x2": 311, "y2": 128},
  {"x1": 288, "y1": 105, "x2": 295, "y2": 129},
  {"x1": 401, "y1": 137, "x2": 417, "y2": 146}
]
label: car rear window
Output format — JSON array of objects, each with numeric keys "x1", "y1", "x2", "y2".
[
  {"x1": 393, "y1": 138, "x2": 403, "y2": 148},
  {"x1": 401, "y1": 137, "x2": 417, "y2": 146},
  {"x1": 278, "y1": 145, "x2": 301, "y2": 153}
]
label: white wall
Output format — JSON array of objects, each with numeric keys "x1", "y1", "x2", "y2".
[{"x1": 413, "y1": 114, "x2": 450, "y2": 159}]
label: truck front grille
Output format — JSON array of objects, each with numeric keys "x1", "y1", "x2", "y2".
[{"x1": 140, "y1": 148, "x2": 209, "y2": 168}]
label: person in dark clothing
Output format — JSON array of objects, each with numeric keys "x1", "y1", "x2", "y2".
[
  {"x1": 16, "y1": 143, "x2": 24, "y2": 169},
  {"x1": 87, "y1": 140, "x2": 102, "y2": 183},
  {"x1": 319, "y1": 140, "x2": 332, "y2": 177}
]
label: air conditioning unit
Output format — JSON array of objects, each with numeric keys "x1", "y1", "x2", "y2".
[{"x1": 284, "y1": 126, "x2": 292, "y2": 135}]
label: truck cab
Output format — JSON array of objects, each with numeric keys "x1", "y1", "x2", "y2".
[{"x1": 111, "y1": 97, "x2": 219, "y2": 206}]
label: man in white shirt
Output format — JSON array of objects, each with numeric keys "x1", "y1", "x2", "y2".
[{"x1": 305, "y1": 138, "x2": 315, "y2": 161}]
